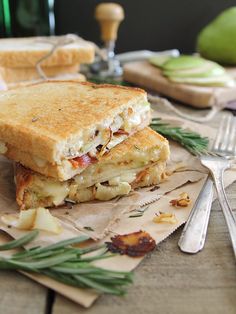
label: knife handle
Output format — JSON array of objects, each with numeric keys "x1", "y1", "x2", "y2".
[
  {"x1": 95, "y1": 3, "x2": 124, "y2": 42},
  {"x1": 178, "y1": 176, "x2": 214, "y2": 254}
]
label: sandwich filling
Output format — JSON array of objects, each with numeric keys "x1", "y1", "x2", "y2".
[
  {"x1": 16, "y1": 161, "x2": 167, "y2": 209},
  {"x1": 15, "y1": 127, "x2": 170, "y2": 209}
]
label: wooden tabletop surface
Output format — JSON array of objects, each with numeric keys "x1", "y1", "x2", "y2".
[{"x1": 0, "y1": 107, "x2": 235, "y2": 314}]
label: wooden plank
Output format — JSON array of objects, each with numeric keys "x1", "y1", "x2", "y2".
[
  {"x1": 0, "y1": 270, "x2": 48, "y2": 314},
  {"x1": 52, "y1": 183, "x2": 236, "y2": 314},
  {"x1": 123, "y1": 61, "x2": 236, "y2": 108}
]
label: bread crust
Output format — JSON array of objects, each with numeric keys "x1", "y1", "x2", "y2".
[
  {"x1": 7, "y1": 73, "x2": 86, "y2": 90},
  {"x1": 0, "y1": 81, "x2": 147, "y2": 164},
  {"x1": 0, "y1": 64, "x2": 80, "y2": 83},
  {"x1": 0, "y1": 37, "x2": 94, "y2": 67}
]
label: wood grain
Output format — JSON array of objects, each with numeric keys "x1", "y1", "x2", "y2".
[{"x1": 0, "y1": 271, "x2": 48, "y2": 314}]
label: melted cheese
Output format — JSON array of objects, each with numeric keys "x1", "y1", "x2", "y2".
[
  {"x1": 95, "y1": 182, "x2": 131, "y2": 201},
  {"x1": 36, "y1": 181, "x2": 69, "y2": 206},
  {"x1": 108, "y1": 170, "x2": 137, "y2": 185}
]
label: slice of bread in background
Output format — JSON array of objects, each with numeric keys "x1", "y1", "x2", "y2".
[
  {"x1": 0, "y1": 36, "x2": 95, "y2": 67},
  {"x1": 0, "y1": 64, "x2": 80, "y2": 83}
]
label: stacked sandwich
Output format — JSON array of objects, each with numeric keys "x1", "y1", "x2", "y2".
[
  {"x1": 0, "y1": 36, "x2": 94, "y2": 90},
  {"x1": 0, "y1": 80, "x2": 170, "y2": 210}
]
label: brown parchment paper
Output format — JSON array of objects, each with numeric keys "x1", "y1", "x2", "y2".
[{"x1": 0, "y1": 112, "x2": 235, "y2": 307}]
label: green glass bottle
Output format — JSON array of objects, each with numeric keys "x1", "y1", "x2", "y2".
[{"x1": 0, "y1": 0, "x2": 51, "y2": 38}]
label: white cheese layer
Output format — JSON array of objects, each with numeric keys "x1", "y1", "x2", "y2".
[{"x1": 59, "y1": 101, "x2": 150, "y2": 162}]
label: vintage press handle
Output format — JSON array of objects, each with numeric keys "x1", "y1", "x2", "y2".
[{"x1": 95, "y1": 3, "x2": 124, "y2": 43}]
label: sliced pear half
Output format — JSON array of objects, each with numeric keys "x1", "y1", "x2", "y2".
[
  {"x1": 149, "y1": 55, "x2": 172, "y2": 68},
  {"x1": 162, "y1": 55, "x2": 206, "y2": 71},
  {"x1": 164, "y1": 61, "x2": 225, "y2": 78},
  {"x1": 169, "y1": 74, "x2": 235, "y2": 87}
]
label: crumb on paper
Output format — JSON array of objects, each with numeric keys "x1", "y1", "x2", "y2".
[
  {"x1": 106, "y1": 230, "x2": 156, "y2": 257},
  {"x1": 150, "y1": 185, "x2": 160, "y2": 192},
  {"x1": 170, "y1": 192, "x2": 191, "y2": 208},
  {"x1": 153, "y1": 212, "x2": 178, "y2": 224}
]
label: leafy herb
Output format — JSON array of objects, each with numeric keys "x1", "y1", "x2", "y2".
[
  {"x1": 83, "y1": 226, "x2": 95, "y2": 232},
  {"x1": 88, "y1": 77, "x2": 130, "y2": 86},
  {"x1": 0, "y1": 231, "x2": 133, "y2": 295},
  {"x1": 150, "y1": 186, "x2": 160, "y2": 192},
  {"x1": 129, "y1": 206, "x2": 150, "y2": 218},
  {"x1": 129, "y1": 213, "x2": 144, "y2": 218},
  {"x1": 0, "y1": 230, "x2": 39, "y2": 251},
  {"x1": 150, "y1": 118, "x2": 209, "y2": 155},
  {"x1": 134, "y1": 145, "x2": 141, "y2": 151}
]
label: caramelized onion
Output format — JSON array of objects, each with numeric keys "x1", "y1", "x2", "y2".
[
  {"x1": 113, "y1": 129, "x2": 129, "y2": 136},
  {"x1": 106, "y1": 230, "x2": 156, "y2": 257}
]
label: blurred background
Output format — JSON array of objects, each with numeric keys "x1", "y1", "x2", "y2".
[{"x1": 0, "y1": 0, "x2": 236, "y2": 53}]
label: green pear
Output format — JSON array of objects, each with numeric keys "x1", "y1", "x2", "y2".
[
  {"x1": 197, "y1": 7, "x2": 236, "y2": 65},
  {"x1": 169, "y1": 74, "x2": 235, "y2": 87}
]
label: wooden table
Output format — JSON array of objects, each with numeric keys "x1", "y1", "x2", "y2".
[{"x1": 0, "y1": 108, "x2": 236, "y2": 314}]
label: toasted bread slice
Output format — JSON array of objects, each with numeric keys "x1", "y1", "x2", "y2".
[
  {"x1": 0, "y1": 64, "x2": 80, "y2": 84},
  {"x1": 0, "y1": 81, "x2": 150, "y2": 180},
  {"x1": 0, "y1": 36, "x2": 94, "y2": 67},
  {"x1": 15, "y1": 128, "x2": 170, "y2": 209},
  {"x1": 5, "y1": 73, "x2": 86, "y2": 90}
]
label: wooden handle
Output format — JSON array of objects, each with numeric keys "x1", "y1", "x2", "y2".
[{"x1": 95, "y1": 3, "x2": 124, "y2": 42}]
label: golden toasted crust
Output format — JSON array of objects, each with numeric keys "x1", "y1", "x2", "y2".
[
  {"x1": 7, "y1": 73, "x2": 86, "y2": 90},
  {"x1": 0, "y1": 81, "x2": 147, "y2": 163},
  {"x1": 101, "y1": 127, "x2": 168, "y2": 162},
  {"x1": 0, "y1": 37, "x2": 95, "y2": 67},
  {"x1": 0, "y1": 64, "x2": 80, "y2": 83},
  {"x1": 15, "y1": 163, "x2": 34, "y2": 209}
]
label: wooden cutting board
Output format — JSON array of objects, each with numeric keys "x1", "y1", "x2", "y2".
[{"x1": 123, "y1": 61, "x2": 236, "y2": 108}]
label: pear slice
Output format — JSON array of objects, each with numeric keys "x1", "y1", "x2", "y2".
[
  {"x1": 164, "y1": 61, "x2": 225, "y2": 78},
  {"x1": 169, "y1": 74, "x2": 235, "y2": 87},
  {"x1": 1, "y1": 209, "x2": 36, "y2": 230},
  {"x1": 162, "y1": 55, "x2": 206, "y2": 71},
  {"x1": 33, "y1": 208, "x2": 62, "y2": 234},
  {"x1": 149, "y1": 55, "x2": 173, "y2": 68}
]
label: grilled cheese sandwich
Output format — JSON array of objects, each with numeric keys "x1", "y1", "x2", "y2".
[{"x1": 0, "y1": 80, "x2": 151, "y2": 180}]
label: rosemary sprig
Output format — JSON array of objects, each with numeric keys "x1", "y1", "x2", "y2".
[
  {"x1": 0, "y1": 231, "x2": 133, "y2": 295},
  {"x1": 150, "y1": 118, "x2": 209, "y2": 155}
]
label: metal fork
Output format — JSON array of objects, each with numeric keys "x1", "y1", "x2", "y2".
[{"x1": 178, "y1": 114, "x2": 236, "y2": 256}]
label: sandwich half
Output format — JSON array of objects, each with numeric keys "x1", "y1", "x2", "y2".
[
  {"x1": 0, "y1": 81, "x2": 151, "y2": 180},
  {"x1": 0, "y1": 36, "x2": 94, "y2": 67},
  {"x1": 0, "y1": 63, "x2": 80, "y2": 84},
  {"x1": 15, "y1": 127, "x2": 170, "y2": 209}
]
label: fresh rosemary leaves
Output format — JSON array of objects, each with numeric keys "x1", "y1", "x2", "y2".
[
  {"x1": 0, "y1": 230, "x2": 133, "y2": 295},
  {"x1": 150, "y1": 118, "x2": 209, "y2": 155}
]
